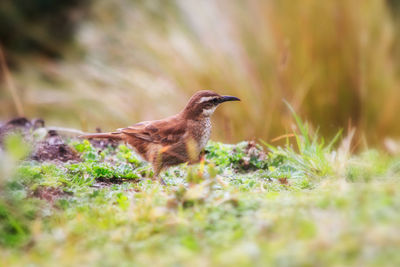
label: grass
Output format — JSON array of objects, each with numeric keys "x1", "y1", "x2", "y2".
[{"x1": 1, "y1": 116, "x2": 400, "y2": 266}]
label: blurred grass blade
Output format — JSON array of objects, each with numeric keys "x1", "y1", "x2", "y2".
[{"x1": 283, "y1": 100, "x2": 310, "y2": 148}]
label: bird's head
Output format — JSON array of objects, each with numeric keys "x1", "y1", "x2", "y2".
[{"x1": 182, "y1": 90, "x2": 240, "y2": 119}]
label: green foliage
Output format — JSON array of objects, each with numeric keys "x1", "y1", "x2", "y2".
[
  {"x1": 72, "y1": 140, "x2": 100, "y2": 162},
  {"x1": 0, "y1": 201, "x2": 31, "y2": 247},
  {"x1": 68, "y1": 142, "x2": 142, "y2": 184},
  {"x1": 0, "y1": 135, "x2": 37, "y2": 248},
  {"x1": 206, "y1": 141, "x2": 268, "y2": 171},
  {"x1": 345, "y1": 150, "x2": 398, "y2": 182},
  {"x1": 1, "y1": 133, "x2": 400, "y2": 265},
  {"x1": 261, "y1": 103, "x2": 341, "y2": 179},
  {"x1": 3, "y1": 134, "x2": 31, "y2": 161},
  {"x1": 116, "y1": 144, "x2": 142, "y2": 166},
  {"x1": 67, "y1": 162, "x2": 140, "y2": 181}
]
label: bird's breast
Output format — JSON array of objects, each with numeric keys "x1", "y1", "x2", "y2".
[{"x1": 195, "y1": 118, "x2": 211, "y2": 150}]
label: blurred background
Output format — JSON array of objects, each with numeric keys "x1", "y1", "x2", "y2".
[{"x1": 1, "y1": 0, "x2": 400, "y2": 145}]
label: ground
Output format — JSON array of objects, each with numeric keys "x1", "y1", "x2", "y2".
[{"x1": 0, "y1": 118, "x2": 400, "y2": 266}]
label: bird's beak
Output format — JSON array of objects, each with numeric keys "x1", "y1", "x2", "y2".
[{"x1": 219, "y1": 95, "x2": 241, "y2": 103}]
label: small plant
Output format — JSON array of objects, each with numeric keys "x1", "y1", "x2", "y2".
[
  {"x1": 72, "y1": 140, "x2": 100, "y2": 162},
  {"x1": 206, "y1": 141, "x2": 268, "y2": 171},
  {"x1": 261, "y1": 102, "x2": 342, "y2": 179},
  {"x1": 116, "y1": 144, "x2": 142, "y2": 166}
]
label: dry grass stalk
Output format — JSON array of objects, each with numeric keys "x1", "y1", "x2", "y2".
[{"x1": 0, "y1": 45, "x2": 24, "y2": 117}]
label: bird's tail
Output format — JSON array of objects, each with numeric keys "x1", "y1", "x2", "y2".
[{"x1": 79, "y1": 132, "x2": 123, "y2": 140}]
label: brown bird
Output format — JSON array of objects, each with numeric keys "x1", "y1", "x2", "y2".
[{"x1": 80, "y1": 90, "x2": 240, "y2": 184}]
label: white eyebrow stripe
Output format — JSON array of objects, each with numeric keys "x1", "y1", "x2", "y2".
[{"x1": 198, "y1": 96, "x2": 218, "y2": 103}]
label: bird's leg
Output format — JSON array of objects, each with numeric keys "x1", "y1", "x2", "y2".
[
  {"x1": 153, "y1": 165, "x2": 166, "y2": 185},
  {"x1": 188, "y1": 149, "x2": 206, "y2": 165},
  {"x1": 152, "y1": 150, "x2": 167, "y2": 185},
  {"x1": 199, "y1": 149, "x2": 206, "y2": 163}
]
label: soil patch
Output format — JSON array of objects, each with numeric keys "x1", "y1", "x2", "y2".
[
  {"x1": 32, "y1": 186, "x2": 71, "y2": 203},
  {"x1": 32, "y1": 130, "x2": 80, "y2": 162},
  {"x1": 236, "y1": 141, "x2": 268, "y2": 170},
  {"x1": 0, "y1": 117, "x2": 44, "y2": 144},
  {"x1": 1, "y1": 117, "x2": 80, "y2": 162}
]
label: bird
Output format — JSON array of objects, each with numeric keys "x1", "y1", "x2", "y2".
[{"x1": 79, "y1": 90, "x2": 240, "y2": 184}]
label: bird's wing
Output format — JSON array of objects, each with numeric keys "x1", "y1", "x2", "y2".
[
  {"x1": 119, "y1": 121, "x2": 153, "y2": 142},
  {"x1": 120, "y1": 117, "x2": 186, "y2": 144}
]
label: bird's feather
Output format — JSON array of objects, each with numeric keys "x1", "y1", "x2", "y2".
[{"x1": 120, "y1": 115, "x2": 187, "y2": 145}]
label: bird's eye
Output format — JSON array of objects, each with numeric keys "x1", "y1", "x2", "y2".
[{"x1": 204, "y1": 103, "x2": 213, "y2": 108}]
